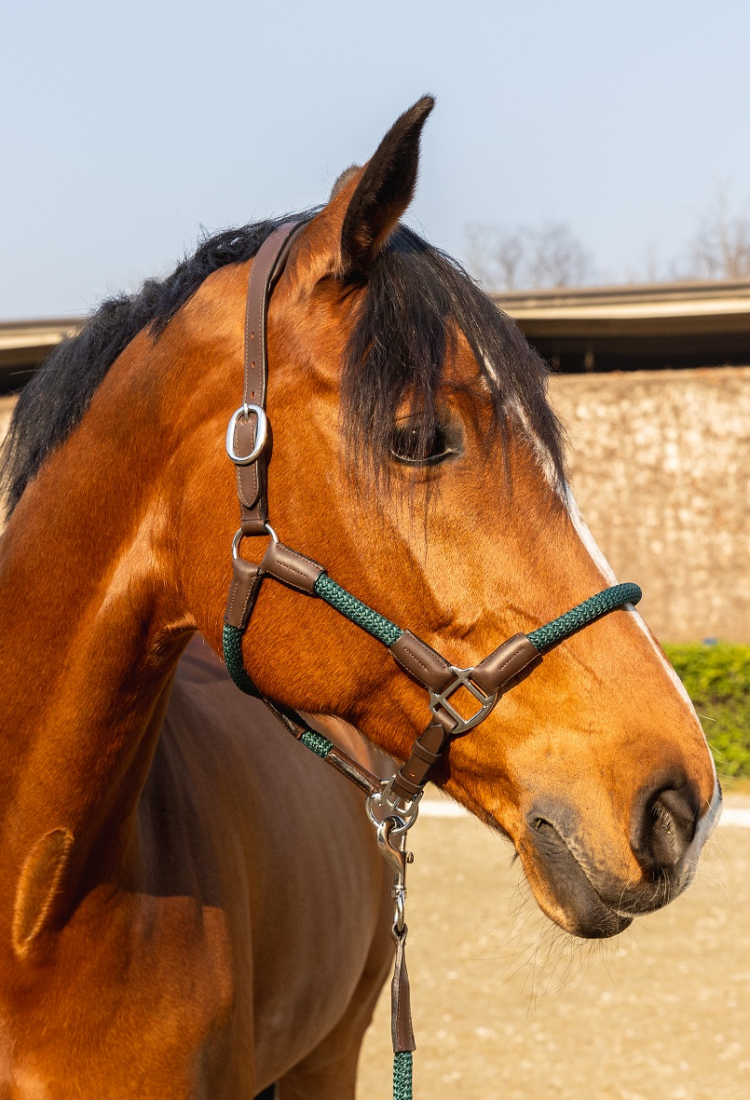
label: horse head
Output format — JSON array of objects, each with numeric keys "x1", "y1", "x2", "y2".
[
  {"x1": 0, "y1": 97, "x2": 713, "y2": 945},
  {"x1": 161, "y1": 97, "x2": 718, "y2": 939}
]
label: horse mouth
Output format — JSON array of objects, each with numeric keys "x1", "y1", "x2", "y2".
[{"x1": 523, "y1": 818, "x2": 636, "y2": 939}]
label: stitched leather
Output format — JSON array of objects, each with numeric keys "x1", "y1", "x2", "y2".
[
  {"x1": 471, "y1": 633, "x2": 539, "y2": 695},
  {"x1": 390, "y1": 631, "x2": 454, "y2": 693},
  {"x1": 261, "y1": 541, "x2": 325, "y2": 594},
  {"x1": 391, "y1": 722, "x2": 452, "y2": 802},
  {"x1": 224, "y1": 558, "x2": 263, "y2": 630},
  {"x1": 236, "y1": 222, "x2": 303, "y2": 536},
  {"x1": 391, "y1": 932, "x2": 416, "y2": 1053}
]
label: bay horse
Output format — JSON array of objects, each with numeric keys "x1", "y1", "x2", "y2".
[{"x1": 0, "y1": 97, "x2": 719, "y2": 1097}]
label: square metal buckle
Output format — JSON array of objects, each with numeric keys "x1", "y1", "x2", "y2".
[{"x1": 429, "y1": 666, "x2": 498, "y2": 735}]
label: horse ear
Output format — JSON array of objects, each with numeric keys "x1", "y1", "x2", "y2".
[
  {"x1": 338, "y1": 95, "x2": 435, "y2": 274},
  {"x1": 286, "y1": 97, "x2": 434, "y2": 287}
]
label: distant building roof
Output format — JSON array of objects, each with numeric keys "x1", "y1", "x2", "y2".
[
  {"x1": 0, "y1": 317, "x2": 81, "y2": 392},
  {"x1": 493, "y1": 278, "x2": 750, "y2": 371},
  {"x1": 2, "y1": 276, "x2": 750, "y2": 390}
]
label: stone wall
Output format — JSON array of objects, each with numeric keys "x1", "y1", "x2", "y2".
[
  {"x1": 1, "y1": 371, "x2": 748, "y2": 642},
  {"x1": 549, "y1": 367, "x2": 750, "y2": 643}
]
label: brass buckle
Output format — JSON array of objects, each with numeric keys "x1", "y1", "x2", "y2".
[{"x1": 429, "y1": 667, "x2": 498, "y2": 735}]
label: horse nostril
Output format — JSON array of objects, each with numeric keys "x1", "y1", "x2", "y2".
[{"x1": 634, "y1": 785, "x2": 699, "y2": 874}]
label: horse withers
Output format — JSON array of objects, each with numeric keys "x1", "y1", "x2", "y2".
[{"x1": 0, "y1": 97, "x2": 719, "y2": 1096}]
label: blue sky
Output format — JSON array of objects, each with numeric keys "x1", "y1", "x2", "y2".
[{"x1": 3, "y1": 0, "x2": 750, "y2": 318}]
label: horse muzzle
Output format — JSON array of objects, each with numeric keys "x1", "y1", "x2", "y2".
[{"x1": 519, "y1": 778, "x2": 720, "y2": 939}]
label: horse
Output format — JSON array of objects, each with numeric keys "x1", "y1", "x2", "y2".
[{"x1": 0, "y1": 96, "x2": 720, "y2": 1097}]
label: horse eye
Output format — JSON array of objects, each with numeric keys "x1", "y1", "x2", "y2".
[{"x1": 390, "y1": 422, "x2": 458, "y2": 466}]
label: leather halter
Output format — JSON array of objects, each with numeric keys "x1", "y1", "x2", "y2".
[
  {"x1": 221, "y1": 220, "x2": 642, "y2": 817},
  {"x1": 221, "y1": 220, "x2": 642, "y2": 1091}
]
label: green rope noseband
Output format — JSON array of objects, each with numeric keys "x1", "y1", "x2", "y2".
[
  {"x1": 224, "y1": 578, "x2": 643, "y2": 716},
  {"x1": 527, "y1": 581, "x2": 641, "y2": 653},
  {"x1": 222, "y1": 576, "x2": 642, "y2": 802},
  {"x1": 311, "y1": 576, "x2": 643, "y2": 658}
]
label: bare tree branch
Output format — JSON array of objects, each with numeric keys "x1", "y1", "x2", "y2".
[
  {"x1": 465, "y1": 222, "x2": 593, "y2": 290},
  {"x1": 686, "y1": 188, "x2": 750, "y2": 279}
]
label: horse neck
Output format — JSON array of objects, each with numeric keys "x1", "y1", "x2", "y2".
[{"x1": 0, "y1": 345, "x2": 194, "y2": 921}]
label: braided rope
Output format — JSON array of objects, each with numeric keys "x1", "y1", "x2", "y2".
[
  {"x1": 527, "y1": 582, "x2": 642, "y2": 653},
  {"x1": 300, "y1": 729, "x2": 334, "y2": 758},
  {"x1": 223, "y1": 623, "x2": 260, "y2": 696},
  {"x1": 393, "y1": 1052, "x2": 412, "y2": 1100},
  {"x1": 224, "y1": 624, "x2": 334, "y2": 756},
  {"x1": 313, "y1": 573, "x2": 403, "y2": 648}
]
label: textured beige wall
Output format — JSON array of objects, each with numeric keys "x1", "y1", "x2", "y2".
[
  {"x1": 550, "y1": 367, "x2": 750, "y2": 643},
  {"x1": 0, "y1": 396, "x2": 14, "y2": 444},
  {"x1": 0, "y1": 396, "x2": 14, "y2": 517},
  {"x1": 2, "y1": 372, "x2": 748, "y2": 641}
]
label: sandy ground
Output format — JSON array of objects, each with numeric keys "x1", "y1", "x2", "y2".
[{"x1": 356, "y1": 796, "x2": 750, "y2": 1100}]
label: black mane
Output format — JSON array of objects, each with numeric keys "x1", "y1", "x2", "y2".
[{"x1": 1, "y1": 217, "x2": 563, "y2": 515}]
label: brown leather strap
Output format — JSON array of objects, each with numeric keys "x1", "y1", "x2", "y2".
[
  {"x1": 257, "y1": 697, "x2": 382, "y2": 798},
  {"x1": 390, "y1": 630, "x2": 454, "y2": 693},
  {"x1": 235, "y1": 221, "x2": 303, "y2": 536},
  {"x1": 243, "y1": 222, "x2": 300, "y2": 408},
  {"x1": 390, "y1": 720, "x2": 452, "y2": 803},
  {"x1": 260, "y1": 541, "x2": 325, "y2": 594},
  {"x1": 224, "y1": 558, "x2": 263, "y2": 630},
  {"x1": 471, "y1": 633, "x2": 539, "y2": 695},
  {"x1": 391, "y1": 930, "x2": 416, "y2": 1053}
]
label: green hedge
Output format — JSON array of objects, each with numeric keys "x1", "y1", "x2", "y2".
[{"x1": 664, "y1": 644, "x2": 750, "y2": 778}]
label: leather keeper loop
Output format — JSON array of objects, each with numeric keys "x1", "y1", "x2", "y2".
[
  {"x1": 418, "y1": 721, "x2": 452, "y2": 754},
  {"x1": 235, "y1": 418, "x2": 262, "y2": 509},
  {"x1": 390, "y1": 771, "x2": 424, "y2": 801},
  {"x1": 390, "y1": 630, "x2": 454, "y2": 693},
  {"x1": 260, "y1": 541, "x2": 325, "y2": 594},
  {"x1": 409, "y1": 740, "x2": 443, "y2": 767},
  {"x1": 471, "y1": 633, "x2": 539, "y2": 695},
  {"x1": 392, "y1": 721, "x2": 452, "y2": 800},
  {"x1": 241, "y1": 515, "x2": 270, "y2": 537},
  {"x1": 224, "y1": 558, "x2": 263, "y2": 630}
]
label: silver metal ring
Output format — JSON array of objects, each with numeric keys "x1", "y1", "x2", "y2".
[
  {"x1": 231, "y1": 523, "x2": 279, "y2": 560},
  {"x1": 225, "y1": 404, "x2": 268, "y2": 465},
  {"x1": 366, "y1": 777, "x2": 421, "y2": 836}
]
